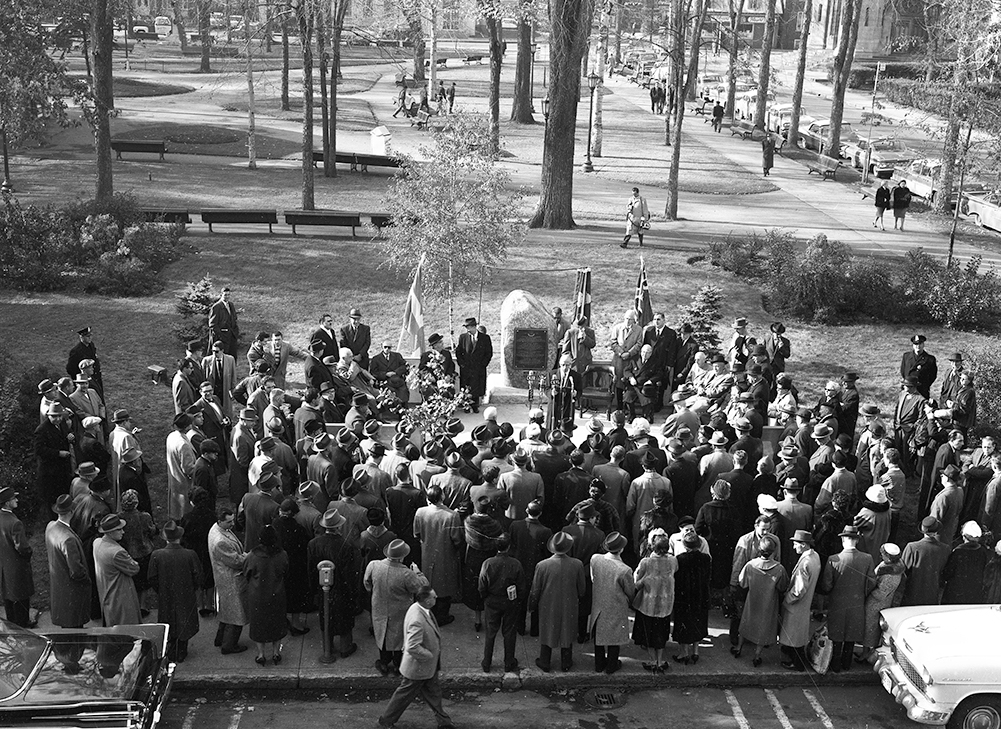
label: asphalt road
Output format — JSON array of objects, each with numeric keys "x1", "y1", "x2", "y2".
[{"x1": 162, "y1": 685, "x2": 915, "y2": 728}]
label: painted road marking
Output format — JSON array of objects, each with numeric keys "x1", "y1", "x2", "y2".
[
  {"x1": 803, "y1": 689, "x2": 836, "y2": 729},
  {"x1": 181, "y1": 705, "x2": 199, "y2": 729},
  {"x1": 765, "y1": 689, "x2": 795, "y2": 729},
  {"x1": 724, "y1": 689, "x2": 752, "y2": 729},
  {"x1": 227, "y1": 704, "x2": 245, "y2": 729}
]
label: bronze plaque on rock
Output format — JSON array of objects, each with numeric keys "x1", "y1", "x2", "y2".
[{"x1": 512, "y1": 328, "x2": 549, "y2": 370}]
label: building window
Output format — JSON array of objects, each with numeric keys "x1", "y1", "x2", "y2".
[
  {"x1": 442, "y1": 0, "x2": 461, "y2": 30},
  {"x1": 864, "y1": 6, "x2": 869, "y2": 25}
]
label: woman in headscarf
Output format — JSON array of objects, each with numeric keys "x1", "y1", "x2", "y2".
[
  {"x1": 243, "y1": 525, "x2": 289, "y2": 665},
  {"x1": 853, "y1": 485, "x2": 891, "y2": 565},
  {"x1": 858, "y1": 543, "x2": 905, "y2": 663},
  {"x1": 736, "y1": 534, "x2": 789, "y2": 666},
  {"x1": 672, "y1": 530, "x2": 712, "y2": 664},
  {"x1": 632, "y1": 535, "x2": 678, "y2": 673},
  {"x1": 695, "y1": 479, "x2": 737, "y2": 608},
  {"x1": 462, "y1": 499, "x2": 503, "y2": 631},
  {"x1": 119, "y1": 488, "x2": 156, "y2": 616}
]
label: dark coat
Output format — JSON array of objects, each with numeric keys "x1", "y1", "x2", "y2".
[
  {"x1": 665, "y1": 459, "x2": 700, "y2": 519},
  {"x1": 695, "y1": 499, "x2": 738, "y2": 589},
  {"x1": 338, "y1": 322, "x2": 372, "y2": 370},
  {"x1": 180, "y1": 505, "x2": 217, "y2": 589},
  {"x1": 67, "y1": 341, "x2": 104, "y2": 398},
  {"x1": 45, "y1": 519, "x2": 91, "y2": 627},
  {"x1": 308, "y1": 532, "x2": 361, "y2": 635},
  {"x1": 641, "y1": 325, "x2": 678, "y2": 375},
  {"x1": 900, "y1": 350, "x2": 937, "y2": 399},
  {"x1": 942, "y1": 541, "x2": 989, "y2": 604},
  {"x1": 530, "y1": 553, "x2": 586, "y2": 648},
  {"x1": 820, "y1": 548, "x2": 875, "y2": 642},
  {"x1": 243, "y1": 545, "x2": 289, "y2": 643},
  {"x1": 673, "y1": 549, "x2": 712, "y2": 644},
  {"x1": 238, "y1": 492, "x2": 280, "y2": 551},
  {"x1": 309, "y1": 327, "x2": 339, "y2": 361},
  {"x1": 118, "y1": 462, "x2": 152, "y2": 516},
  {"x1": 192, "y1": 456, "x2": 219, "y2": 503},
  {"x1": 900, "y1": 535, "x2": 951, "y2": 606},
  {"x1": 455, "y1": 331, "x2": 493, "y2": 399},
  {"x1": 208, "y1": 299, "x2": 240, "y2": 356},
  {"x1": 510, "y1": 518, "x2": 552, "y2": 585},
  {"x1": 272, "y1": 514, "x2": 312, "y2": 613},
  {"x1": 148, "y1": 543, "x2": 201, "y2": 641},
  {"x1": 34, "y1": 419, "x2": 72, "y2": 505},
  {"x1": 0, "y1": 510, "x2": 33, "y2": 601}
]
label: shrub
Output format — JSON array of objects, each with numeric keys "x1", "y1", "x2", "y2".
[
  {"x1": 85, "y1": 251, "x2": 160, "y2": 296},
  {"x1": 899, "y1": 249, "x2": 1001, "y2": 330},
  {"x1": 0, "y1": 196, "x2": 73, "y2": 291},
  {"x1": 0, "y1": 355, "x2": 54, "y2": 524},
  {"x1": 705, "y1": 229, "x2": 794, "y2": 279},
  {"x1": 968, "y1": 345, "x2": 1001, "y2": 441},
  {"x1": 677, "y1": 285, "x2": 724, "y2": 351},
  {"x1": 173, "y1": 275, "x2": 217, "y2": 343}
]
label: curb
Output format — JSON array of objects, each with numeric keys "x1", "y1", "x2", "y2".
[{"x1": 173, "y1": 668, "x2": 879, "y2": 692}]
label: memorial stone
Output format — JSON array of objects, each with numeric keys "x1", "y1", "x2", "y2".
[{"x1": 498, "y1": 290, "x2": 558, "y2": 389}]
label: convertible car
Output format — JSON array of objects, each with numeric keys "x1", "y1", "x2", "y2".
[{"x1": 0, "y1": 620, "x2": 174, "y2": 728}]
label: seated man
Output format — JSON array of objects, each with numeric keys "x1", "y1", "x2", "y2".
[
  {"x1": 370, "y1": 342, "x2": 410, "y2": 406},
  {"x1": 689, "y1": 353, "x2": 733, "y2": 416},
  {"x1": 622, "y1": 344, "x2": 660, "y2": 421}
]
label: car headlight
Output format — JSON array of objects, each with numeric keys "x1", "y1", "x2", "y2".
[
  {"x1": 920, "y1": 664, "x2": 934, "y2": 687},
  {"x1": 879, "y1": 616, "x2": 888, "y2": 634}
]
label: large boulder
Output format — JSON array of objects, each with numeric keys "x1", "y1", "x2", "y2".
[{"x1": 498, "y1": 290, "x2": 558, "y2": 389}]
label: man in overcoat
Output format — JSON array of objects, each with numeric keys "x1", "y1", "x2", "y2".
[
  {"x1": 588, "y1": 532, "x2": 634, "y2": 674},
  {"x1": 208, "y1": 287, "x2": 240, "y2": 358},
  {"x1": 778, "y1": 530, "x2": 820, "y2": 671},
  {"x1": 529, "y1": 532, "x2": 586, "y2": 672},
  {"x1": 66, "y1": 326, "x2": 105, "y2": 399},
  {"x1": 900, "y1": 516, "x2": 951, "y2": 606},
  {"x1": 365, "y1": 537, "x2": 426, "y2": 675},
  {"x1": 510, "y1": 501, "x2": 552, "y2": 637},
  {"x1": 819, "y1": 525, "x2": 876, "y2": 673},
  {"x1": 478, "y1": 533, "x2": 525, "y2": 673},
  {"x1": 201, "y1": 341, "x2": 238, "y2": 418},
  {"x1": 34, "y1": 402, "x2": 74, "y2": 511},
  {"x1": 93, "y1": 514, "x2": 141, "y2": 627},
  {"x1": 46, "y1": 494, "x2": 92, "y2": 628},
  {"x1": 900, "y1": 334, "x2": 937, "y2": 399},
  {"x1": 0, "y1": 488, "x2": 34, "y2": 626},
  {"x1": 310, "y1": 508, "x2": 363, "y2": 659},
  {"x1": 370, "y1": 342, "x2": 411, "y2": 405},
  {"x1": 148, "y1": 521, "x2": 201, "y2": 661},
  {"x1": 208, "y1": 509, "x2": 249, "y2": 654},
  {"x1": 413, "y1": 485, "x2": 463, "y2": 625},
  {"x1": 339, "y1": 308, "x2": 372, "y2": 370},
  {"x1": 455, "y1": 317, "x2": 492, "y2": 413},
  {"x1": 166, "y1": 413, "x2": 196, "y2": 520}
]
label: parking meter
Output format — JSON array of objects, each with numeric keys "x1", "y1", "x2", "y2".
[{"x1": 317, "y1": 560, "x2": 335, "y2": 663}]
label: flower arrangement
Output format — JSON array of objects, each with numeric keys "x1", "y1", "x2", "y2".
[{"x1": 401, "y1": 354, "x2": 473, "y2": 438}]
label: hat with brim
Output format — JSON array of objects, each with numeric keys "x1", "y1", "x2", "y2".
[
  {"x1": 666, "y1": 438, "x2": 684, "y2": 456},
  {"x1": 384, "y1": 538, "x2": 410, "y2": 559},
  {"x1": 709, "y1": 431, "x2": 728, "y2": 446},
  {"x1": 0, "y1": 486, "x2": 16, "y2": 503},
  {"x1": 463, "y1": 317, "x2": 477, "y2": 327},
  {"x1": 162, "y1": 520, "x2": 184, "y2": 540},
  {"x1": 297, "y1": 481, "x2": 321, "y2": 500},
  {"x1": 76, "y1": 461, "x2": 100, "y2": 478},
  {"x1": 603, "y1": 532, "x2": 627, "y2": 553},
  {"x1": 811, "y1": 424, "x2": 833, "y2": 440},
  {"x1": 512, "y1": 449, "x2": 530, "y2": 466},
  {"x1": 910, "y1": 334, "x2": 926, "y2": 344},
  {"x1": 734, "y1": 417, "x2": 752, "y2": 433},
  {"x1": 865, "y1": 485, "x2": 888, "y2": 504},
  {"x1": 733, "y1": 317, "x2": 748, "y2": 328},
  {"x1": 47, "y1": 402, "x2": 67, "y2": 416},
  {"x1": 577, "y1": 502, "x2": 597, "y2": 520},
  {"x1": 770, "y1": 322, "x2": 786, "y2": 334},
  {"x1": 548, "y1": 532, "x2": 574, "y2": 555},
  {"x1": 842, "y1": 372, "x2": 859, "y2": 382},
  {"x1": 422, "y1": 441, "x2": 443, "y2": 460},
  {"x1": 363, "y1": 419, "x2": 381, "y2": 437},
  {"x1": 838, "y1": 525, "x2": 862, "y2": 538},
  {"x1": 320, "y1": 508, "x2": 347, "y2": 530},
  {"x1": 352, "y1": 393, "x2": 368, "y2": 407},
  {"x1": 313, "y1": 433, "x2": 332, "y2": 450},
  {"x1": 336, "y1": 428, "x2": 359, "y2": 449},
  {"x1": 428, "y1": 333, "x2": 443, "y2": 346},
  {"x1": 947, "y1": 352, "x2": 963, "y2": 362},
  {"x1": 942, "y1": 464, "x2": 961, "y2": 482},
  {"x1": 709, "y1": 353, "x2": 726, "y2": 364},
  {"x1": 98, "y1": 514, "x2": 126, "y2": 534},
  {"x1": 349, "y1": 308, "x2": 362, "y2": 319},
  {"x1": 121, "y1": 448, "x2": 142, "y2": 463},
  {"x1": 471, "y1": 424, "x2": 491, "y2": 443},
  {"x1": 791, "y1": 529, "x2": 813, "y2": 544},
  {"x1": 779, "y1": 444, "x2": 799, "y2": 459},
  {"x1": 37, "y1": 379, "x2": 56, "y2": 395},
  {"x1": 782, "y1": 478, "x2": 802, "y2": 492},
  {"x1": 861, "y1": 404, "x2": 880, "y2": 416},
  {"x1": 737, "y1": 392, "x2": 755, "y2": 403},
  {"x1": 239, "y1": 408, "x2": 259, "y2": 421},
  {"x1": 52, "y1": 494, "x2": 74, "y2": 514}
]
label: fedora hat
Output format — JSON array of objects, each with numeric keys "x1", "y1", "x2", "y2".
[
  {"x1": 384, "y1": 538, "x2": 410, "y2": 559},
  {"x1": 547, "y1": 430, "x2": 566, "y2": 446},
  {"x1": 162, "y1": 520, "x2": 184, "y2": 540},
  {"x1": 811, "y1": 423, "x2": 833, "y2": 439},
  {"x1": 313, "y1": 433, "x2": 332, "y2": 450},
  {"x1": 239, "y1": 407, "x2": 259, "y2": 421},
  {"x1": 336, "y1": 428, "x2": 358, "y2": 449},
  {"x1": 320, "y1": 508, "x2": 347, "y2": 530},
  {"x1": 348, "y1": 307, "x2": 362, "y2": 318},
  {"x1": 860, "y1": 404, "x2": 880, "y2": 416},
  {"x1": 98, "y1": 514, "x2": 126, "y2": 534},
  {"x1": 120, "y1": 448, "x2": 143, "y2": 463},
  {"x1": 463, "y1": 316, "x2": 478, "y2": 327},
  {"x1": 76, "y1": 461, "x2": 100, "y2": 478},
  {"x1": 577, "y1": 502, "x2": 597, "y2": 520},
  {"x1": 471, "y1": 423, "x2": 491, "y2": 443},
  {"x1": 428, "y1": 333, "x2": 443, "y2": 346},
  {"x1": 36, "y1": 378, "x2": 56, "y2": 394},
  {"x1": 779, "y1": 443, "x2": 800, "y2": 459},
  {"x1": 445, "y1": 451, "x2": 462, "y2": 468},
  {"x1": 445, "y1": 417, "x2": 463, "y2": 436},
  {"x1": 512, "y1": 449, "x2": 530, "y2": 466},
  {"x1": 733, "y1": 417, "x2": 752, "y2": 432},
  {"x1": 770, "y1": 322, "x2": 786, "y2": 334},
  {"x1": 548, "y1": 532, "x2": 574, "y2": 555},
  {"x1": 941, "y1": 464, "x2": 961, "y2": 481},
  {"x1": 709, "y1": 431, "x2": 728, "y2": 446},
  {"x1": 588, "y1": 417, "x2": 604, "y2": 433},
  {"x1": 603, "y1": 532, "x2": 627, "y2": 553},
  {"x1": 838, "y1": 525, "x2": 862, "y2": 539},
  {"x1": 297, "y1": 481, "x2": 320, "y2": 500},
  {"x1": 52, "y1": 494, "x2": 74, "y2": 515},
  {"x1": 782, "y1": 478, "x2": 802, "y2": 492},
  {"x1": 0, "y1": 486, "x2": 16, "y2": 503},
  {"x1": 46, "y1": 402, "x2": 67, "y2": 416},
  {"x1": 422, "y1": 440, "x2": 443, "y2": 460},
  {"x1": 947, "y1": 352, "x2": 963, "y2": 362},
  {"x1": 363, "y1": 419, "x2": 381, "y2": 437},
  {"x1": 791, "y1": 529, "x2": 814, "y2": 544},
  {"x1": 733, "y1": 316, "x2": 748, "y2": 328}
]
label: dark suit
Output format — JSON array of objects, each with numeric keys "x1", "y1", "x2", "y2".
[
  {"x1": 900, "y1": 535, "x2": 951, "y2": 606},
  {"x1": 309, "y1": 327, "x2": 340, "y2": 361},
  {"x1": 746, "y1": 378, "x2": 770, "y2": 418},
  {"x1": 339, "y1": 322, "x2": 371, "y2": 370},
  {"x1": 0, "y1": 509, "x2": 34, "y2": 626},
  {"x1": 893, "y1": 389, "x2": 926, "y2": 476},
  {"x1": 510, "y1": 518, "x2": 553, "y2": 634},
  {"x1": 201, "y1": 353, "x2": 237, "y2": 417},
  {"x1": 455, "y1": 331, "x2": 493, "y2": 400},
  {"x1": 34, "y1": 419, "x2": 73, "y2": 507},
  {"x1": 674, "y1": 336, "x2": 699, "y2": 386},
  {"x1": 304, "y1": 356, "x2": 333, "y2": 392},
  {"x1": 900, "y1": 350, "x2": 938, "y2": 399},
  {"x1": 67, "y1": 341, "x2": 104, "y2": 400},
  {"x1": 208, "y1": 299, "x2": 240, "y2": 357},
  {"x1": 370, "y1": 351, "x2": 410, "y2": 403},
  {"x1": 237, "y1": 491, "x2": 280, "y2": 551},
  {"x1": 119, "y1": 461, "x2": 152, "y2": 514}
]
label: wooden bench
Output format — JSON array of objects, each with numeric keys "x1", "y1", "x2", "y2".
[
  {"x1": 806, "y1": 155, "x2": 842, "y2": 180},
  {"x1": 141, "y1": 208, "x2": 191, "y2": 224},
  {"x1": 200, "y1": 209, "x2": 278, "y2": 233},
  {"x1": 770, "y1": 132, "x2": 786, "y2": 156},
  {"x1": 311, "y1": 150, "x2": 357, "y2": 169},
  {"x1": 692, "y1": 100, "x2": 711, "y2": 116},
  {"x1": 284, "y1": 209, "x2": 362, "y2": 237},
  {"x1": 729, "y1": 120, "x2": 755, "y2": 140},
  {"x1": 366, "y1": 212, "x2": 394, "y2": 232},
  {"x1": 352, "y1": 153, "x2": 401, "y2": 172},
  {"x1": 111, "y1": 139, "x2": 167, "y2": 160}
]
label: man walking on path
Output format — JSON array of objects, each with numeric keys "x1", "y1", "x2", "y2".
[
  {"x1": 378, "y1": 586, "x2": 455, "y2": 729},
  {"x1": 622, "y1": 187, "x2": 650, "y2": 249}
]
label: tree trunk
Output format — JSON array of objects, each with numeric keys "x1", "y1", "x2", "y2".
[
  {"x1": 429, "y1": 3, "x2": 438, "y2": 97},
  {"x1": 199, "y1": 1, "x2": 211, "y2": 72},
  {"x1": 487, "y1": 16, "x2": 502, "y2": 153},
  {"x1": 725, "y1": 0, "x2": 745, "y2": 122},
  {"x1": 317, "y1": 10, "x2": 329, "y2": 177},
  {"x1": 527, "y1": 0, "x2": 597, "y2": 229},
  {"x1": 329, "y1": 2, "x2": 346, "y2": 179},
  {"x1": 786, "y1": 0, "x2": 812, "y2": 148},
  {"x1": 612, "y1": 0, "x2": 621, "y2": 67},
  {"x1": 754, "y1": 0, "x2": 777, "y2": 129},
  {"x1": 410, "y1": 12, "x2": 426, "y2": 83},
  {"x1": 173, "y1": 0, "x2": 187, "y2": 52},
  {"x1": 666, "y1": 0, "x2": 706, "y2": 219},
  {"x1": 245, "y1": 6, "x2": 257, "y2": 169},
  {"x1": 510, "y1": 18, "x2": 535, "y2": 123},
  {"x1": 826, "y1": 0, "x2": 860, "y2": 156},
  {"x1": 81, "y1": 23, "x2": 93, "y2": 82},
  {"x1": 281, "y1": 21, "x2": 290, "y2": 110},
  {"x1": 298, "y1": 4, "x2": 314, "y2": 210},
  {"x1": 91, "y1": 0, "x2": 114, "y2": 202},
  {"x1": 591, "y1": 6, "x2": 609, "y2": 157},
  {"x1": 685, "y1": 0, "x2": 707, "y2": 102}
]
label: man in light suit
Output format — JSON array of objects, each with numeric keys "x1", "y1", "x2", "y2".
[
  {"x1": 378, "y1": 585, "x2": 454, "y2": 729},
  {"x1": 208, "y1": 287, "x2": 239, "y2": 358},
  {"x1": 609, "y1": 309, "x2": 643, "y2": 410},
  {"x1": 339, "y1": 308, "x2": 372, "y2": 370},
  {"x1": 201, "y1": 341, "x2": 238, "y2": 418}
]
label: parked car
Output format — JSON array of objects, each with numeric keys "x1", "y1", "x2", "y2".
[
  {"x1": 840, "y1": 137, "x2": 916, "y2": 177},
  {"x1": 733, "y1": 89, "x2": 775, "y2": 123},
  {"x1": 765, "y1": 104, "x2": 808, "y2": 135},
  {"x1": 875, "y1": 604, "x2": 1001, "y2": 728},
  {"x1": 0, "y1": 620, "x2": 174, "y2": 728},
  {"x1": 961, "y1": 190, "x2": 1001, "y2": 232},
  {"x1": 696, "y1": 74, "x2": 724, "y2": 100},
  {"x1": 797, "y1": 118, "x2": 858, "y2": 155}
]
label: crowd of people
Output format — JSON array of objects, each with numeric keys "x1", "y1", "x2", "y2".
[{"x1": 5, "y1": 294, "x2": 1000, "y2": 704}]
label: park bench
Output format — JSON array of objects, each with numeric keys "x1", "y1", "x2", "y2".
[
  {"x1": 284, "y1": 209, "x2": 362, "y2": 237},
  {"x1": 200, "y1": 208, "x2": 279, "y2": 233},
  {"x1": 770, "y1": 132, "x2": 786, "y2": 155},
  {"x1": 692, "y1": 100, "x2": 711, "y2": 116},
  {"x1": 463, "y1": 55, "x2": 485, "y2": 64},
  {"x1": 141, "y1": 208, "x2": 191, "y2": 224},
  {"x1": 310, "y1": 150, "x2": 358, "y2": 169},
  {"x1": 366, "y1": 212, "x2": 394, "y2": 234},
  {"x1": 352, "y1": 153, "x2": 401, "y2": 172},
  {"x1": 806, "y1": 155, "x2": 842, "y2": 181},
  {"x1": 729, "y1": 119, "x2": 755, "y2": 140},
  {"x1": 111, "y1": 139, "x2": 167, "y2": 160}
]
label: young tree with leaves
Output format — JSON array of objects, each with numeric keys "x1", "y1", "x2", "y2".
[
  {"x1": 527, "y1": 0, "x2": 596, "y2": 229},
  {"x1": 676, "y1": 284, "x2": 723, "y2": 351},
  {"x1": 379, "y1": 114, "x2": 523, "y2": 300}
]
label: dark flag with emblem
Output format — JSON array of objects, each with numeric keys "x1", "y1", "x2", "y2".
[{"x1": 634, "y1": 257, "x2": 653, "y2": 326}]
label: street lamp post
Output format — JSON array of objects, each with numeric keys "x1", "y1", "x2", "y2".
[
  {"x1": 542, "y1": 95, "x2": 550, "y2": 155},
  {"x1": 530, "y1": 42, "x2": 538, "y2": 113},
  {"x1": 582, "y1": 72, "x2": 599, "y2": 173},
  {"x1": 0, "y1": 126, "x2": 12, "y2": 195}
]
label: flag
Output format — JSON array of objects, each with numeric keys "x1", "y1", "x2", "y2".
[
  {"x1": 572, "y1": 268, "x2": 592, "y2": 323},
  {"x1": 398, "y1": 255, "x2": 427, "y2": 357},
  {"x1": 634, "y1": 257, "x2": 653, "y2": 327}
]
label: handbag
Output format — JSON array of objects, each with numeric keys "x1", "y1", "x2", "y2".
[
  {"x1": 640, "y1": 220, "x2": 651, "y2": 230},
  {"x1": 807, "y1": 624, "x2": 833, "y2": 674}
]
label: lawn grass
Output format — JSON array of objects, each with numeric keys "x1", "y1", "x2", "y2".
[{"x1": 114, "y1": 78, "x2": 196, "y2": 97}]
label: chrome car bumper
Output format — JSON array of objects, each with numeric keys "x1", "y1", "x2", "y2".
[{"x1": 874, "y1": 648, "x2": 952, "y2": 726}]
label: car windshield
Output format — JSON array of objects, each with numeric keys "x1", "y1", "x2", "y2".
[
  {"x1": 0, "y1": 621, "x2": 49, "y2": 701},
  {"x1": 872, "y1": 139, "x2": 904, "y2": 151}
]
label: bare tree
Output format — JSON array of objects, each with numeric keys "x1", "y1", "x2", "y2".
[
  {"x1": 786, "y1": 0, "x2": 812, "y2": 149},
  {"x1": 197, "y1": 0, "x2": 211, "y2": 72},
  {"x1": 172, "y1": 0, "x2": 187, "y2": 52},
  {"x1": 295, "y1": 0, "x2": 315, "y2": 209},
  {"x1": 723, "y1": 0, "x2": 745, "y2": 123},
  {"x1": 90, "y1": 0, "x2": 114, "y2": 201},
  {"x1": 281, "y1": 17, "x2": 290, "y2": 110},
  {"x1": 591, "y1": 0, "x2": 610, "y2": 157},
  {"x1": 753, "y1": 0, "x2": 777, "y2": 129},
  {"x1": 825, "y1": 0, "x2": 860, "y2": 156},
  {"x1": 326, "y1": 0, "x2": 348, "y2": 178},
  {"x1": 510, "y1": 2, "x2": 536, "y2": 124}
]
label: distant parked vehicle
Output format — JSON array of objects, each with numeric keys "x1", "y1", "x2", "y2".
[
  {"x1": 797, "y1": 118, "x2": 858, "y2": 155},
  {"x1": 840, "y1": 137, "x2": 915, "y2": 176},
  {"x1": 960, "y1": 190, "x2": 1001, "y2": 230},
  {"x1": 765, "y1": 104, "x2": 808, "y2": 135},
  {"x1": 154, "y1": 15, "x2": 172, "y2": 35},
  {"x1": 733, "y1": 88, "x2": 775, "y2": 123}
]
